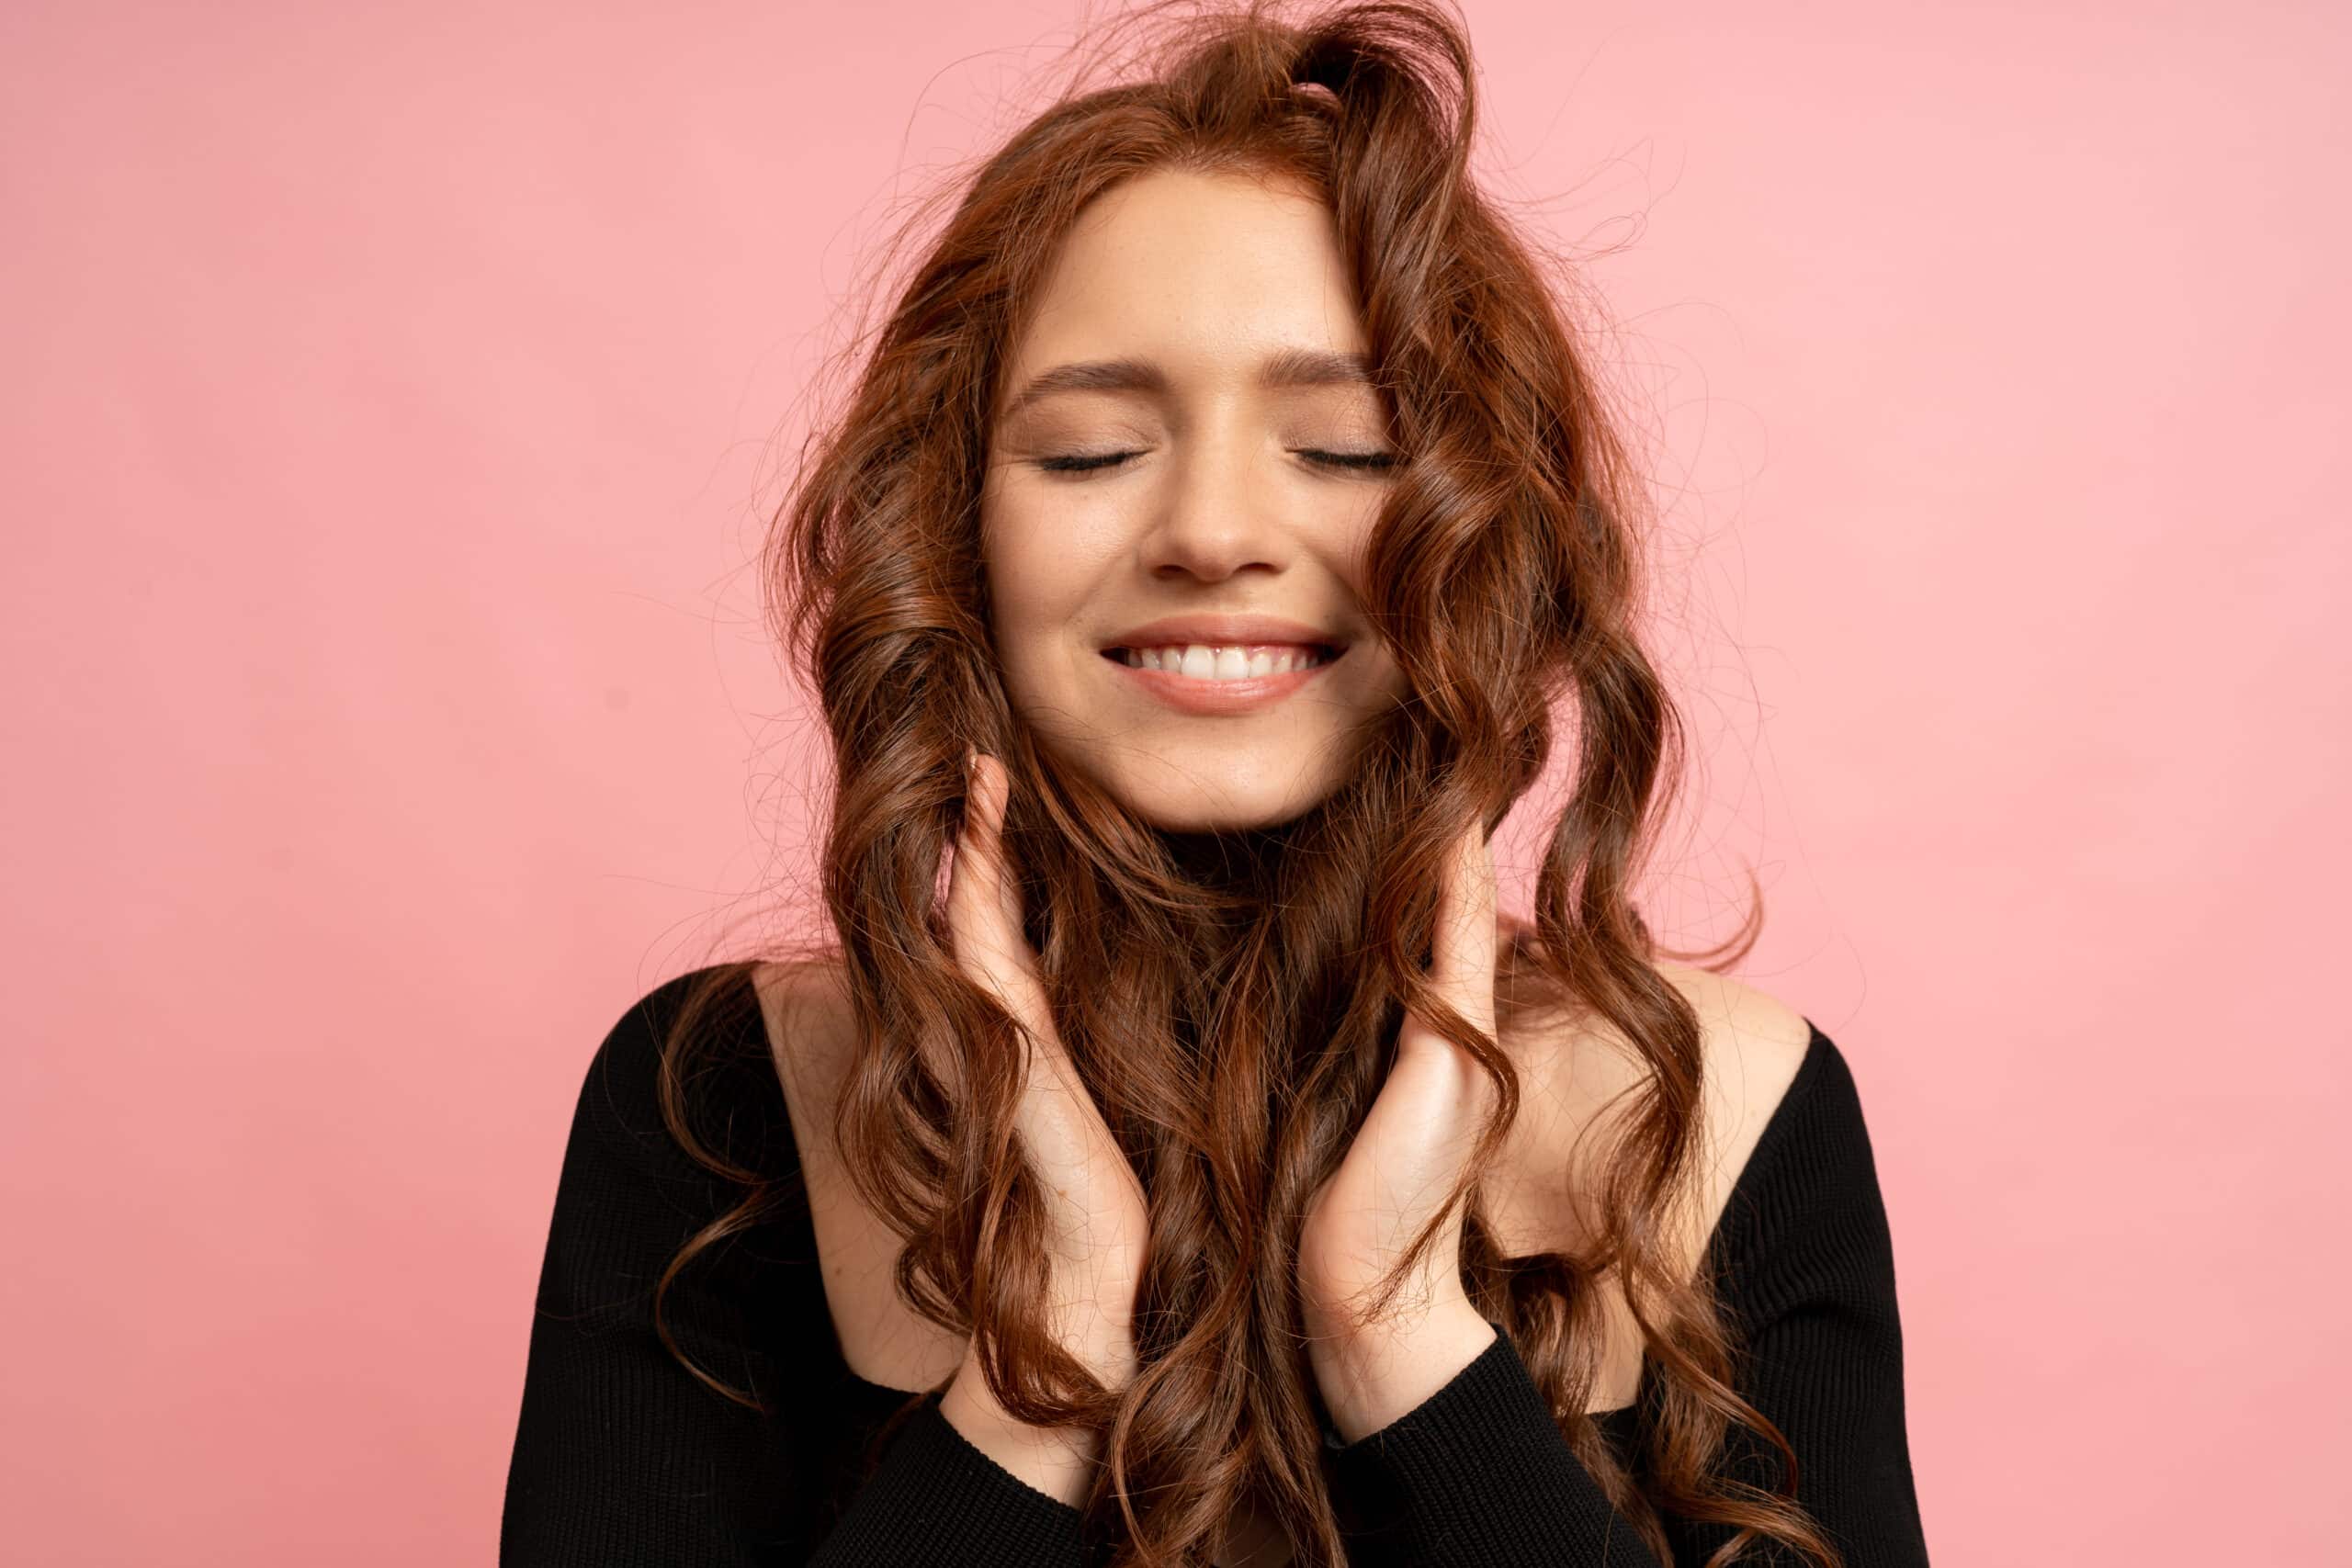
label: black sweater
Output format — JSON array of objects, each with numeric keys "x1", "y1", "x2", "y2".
[{"x1": 500, "y1": 965, "x2": 1930, "y2": 1565}]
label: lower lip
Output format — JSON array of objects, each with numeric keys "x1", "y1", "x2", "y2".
[{"x1": 1101, "y1": 649, "x2": 1343, "y2": 715}]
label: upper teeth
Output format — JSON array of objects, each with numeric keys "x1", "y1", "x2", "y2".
[{"x1": 1116, "y1": 644, "x2": 1330, "y2": 680}]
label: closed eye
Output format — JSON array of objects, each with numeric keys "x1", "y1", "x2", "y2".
[
  {"x1": 1034, "y1": 450, "x2": 1145, "y2": 474},
  {"x1": 1302, "y1": 448, "x2": 1401, "y2": 472},
  {"x1": 1032, "y1": 449, "x2": 1401, "y2": 477}
]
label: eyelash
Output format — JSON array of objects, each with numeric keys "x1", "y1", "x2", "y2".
[{"x1": 1034, "y1": 448, "x2": 1400, "y2": 476}]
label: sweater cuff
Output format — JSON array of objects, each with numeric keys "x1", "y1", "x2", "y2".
[
  {"x1": 817, "y1": 1392, "x2": 1091, "y2": 1566},
  {"x1": 1325, "y1": 1318, "x2": 1632, "y2": 1562}
]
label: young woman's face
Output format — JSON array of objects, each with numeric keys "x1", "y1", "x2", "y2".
[{"x1": 981, "y1": 167, "x2": 1411, "y2": 832}]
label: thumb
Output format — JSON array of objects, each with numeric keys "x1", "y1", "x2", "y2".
[{"x1": 948, "y1": 750, "x2": 1051, "y2": 1037}]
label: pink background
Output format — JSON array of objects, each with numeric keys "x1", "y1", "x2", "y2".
[{"x1": 5, "y1": 1, "x2": 2345, "y2": 1562}]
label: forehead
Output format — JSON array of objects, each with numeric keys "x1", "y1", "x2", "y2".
[{"x1": 1001, "y1": 168, "x2": 1370, "y2": 392}]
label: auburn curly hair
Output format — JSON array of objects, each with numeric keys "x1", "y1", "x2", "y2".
[{"x1": 647, "y1": 2, "x2": 1836, "y2": 1563}]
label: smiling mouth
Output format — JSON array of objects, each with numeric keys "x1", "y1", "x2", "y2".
[{"x1": 1100, "y1": 643, "x2": 1348, "y2": 682}]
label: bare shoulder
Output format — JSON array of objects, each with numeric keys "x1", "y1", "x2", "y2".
[
  {"x1": 1657, "y1": 964, "x2": 1813, "y2": 1100},
  {"x1": 1483, "y1": 959, "x2": 1812, "y2": 1257},
  {"x1": 749, "y1": 955, "x2": 967, "y2": 1392},
  {"x1": 750, "y1": 958, "x2": 858, "y2": 1132},
  {"x1": 1655, "y1": 963, "x2": 1813, "y2": 1209},
  {"x1": 1479, "y1": 961, "x2": 1814, "y2": 1408}
]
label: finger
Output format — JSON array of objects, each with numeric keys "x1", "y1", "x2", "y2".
[
  {"x1": 959, "y1": 763, "x2": 1112, "y2": 1164},
  {"x1": 979, "y1": 752, "x2": 1027, "y2": 938},
  {"x1": 1430, "y1": 818, "x2": 1498, "y2": 1038},
  {"x1": 948, "y1": 750, "x2": 1047, "y2": 1030}
]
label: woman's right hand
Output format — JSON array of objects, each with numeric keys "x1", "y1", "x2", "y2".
[{"x1": 946, "y1": 749, "x2": 1148, "y2": 1392}]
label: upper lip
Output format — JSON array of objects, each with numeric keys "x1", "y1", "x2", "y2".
[{"x1": 1100, "y1": 614, "x2": 1348, "y2": 651}]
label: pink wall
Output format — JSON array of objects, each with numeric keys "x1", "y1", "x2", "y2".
[{"x1": 5, "y1": 2, "x2": 2344, "y2": 1562}]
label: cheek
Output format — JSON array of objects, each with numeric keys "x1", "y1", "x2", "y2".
[
  {"x1": 981, "y1": 523, "x2": 1065, "y2": 635},
  {"x1": 978, "y1": 499, "x2": 1101, "y2": 692},
  {"x1": 1362, "y1": 644, "x2": 1413, "y2": 705},
  {"x1": 1327, "y1": 494, "x2": 1386, "y2": 580},
  {"x1": 982, "y1": 481, "x2": 1128, "y2": 615}
]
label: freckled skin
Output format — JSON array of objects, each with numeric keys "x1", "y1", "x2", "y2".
[{"x1": 981, "y1": 168, "x2": 1413, "y2": 834}]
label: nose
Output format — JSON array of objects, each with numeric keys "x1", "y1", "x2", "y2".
[{"x1": 1138, "y1": 434, "x2": 1292, "y2": 584}]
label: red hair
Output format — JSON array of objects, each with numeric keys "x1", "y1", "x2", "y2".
[{"x1": 655, "y1": 3, "x2": 1833, "y2": 1562}]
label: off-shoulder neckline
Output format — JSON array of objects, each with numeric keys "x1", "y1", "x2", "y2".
[{"x1": 835, "y1": 1019, "x2": 1835, "y2": 1419}]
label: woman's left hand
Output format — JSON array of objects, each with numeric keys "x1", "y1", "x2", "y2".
[{"x1": 1298, "y1": 818, "x2": 1502, "y2": 1399}]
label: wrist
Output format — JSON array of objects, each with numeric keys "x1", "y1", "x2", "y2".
[
  {"x1": 937, "y1": 1344, "x2": 1105, "y2": 1509},
  {"x1": 1309, "y1": 1297, "x2": 1497, "y2": 1446}
]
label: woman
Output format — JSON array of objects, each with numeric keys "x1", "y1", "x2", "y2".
[{"x1": 501, "y1": 3, "x2": 1930, "y2": 1563}]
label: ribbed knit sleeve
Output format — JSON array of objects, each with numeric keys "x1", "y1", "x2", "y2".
[
  {"x1": 498, "y1": 973, "x2": 1091, "y2": 1567},
  {"x1": 1327, "y1": 1024, "x2": 1931, "y2": 1566}
]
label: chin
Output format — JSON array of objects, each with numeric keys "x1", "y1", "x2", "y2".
[
  {"x1": 1136, "y1": 793, "x2": 1315, "y2": 835},
  {"x1": 1083, "y1": 749, "x2": 1339, "y2": 835}
]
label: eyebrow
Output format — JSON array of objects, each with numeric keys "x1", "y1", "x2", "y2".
[{"x1": 998, "y1": 346, "x2": 1377, "y2": 420}]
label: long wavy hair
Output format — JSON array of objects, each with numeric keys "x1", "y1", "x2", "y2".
[{"x1": 647, "y1": 2, "x2": 1833, "y2": 1563}]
